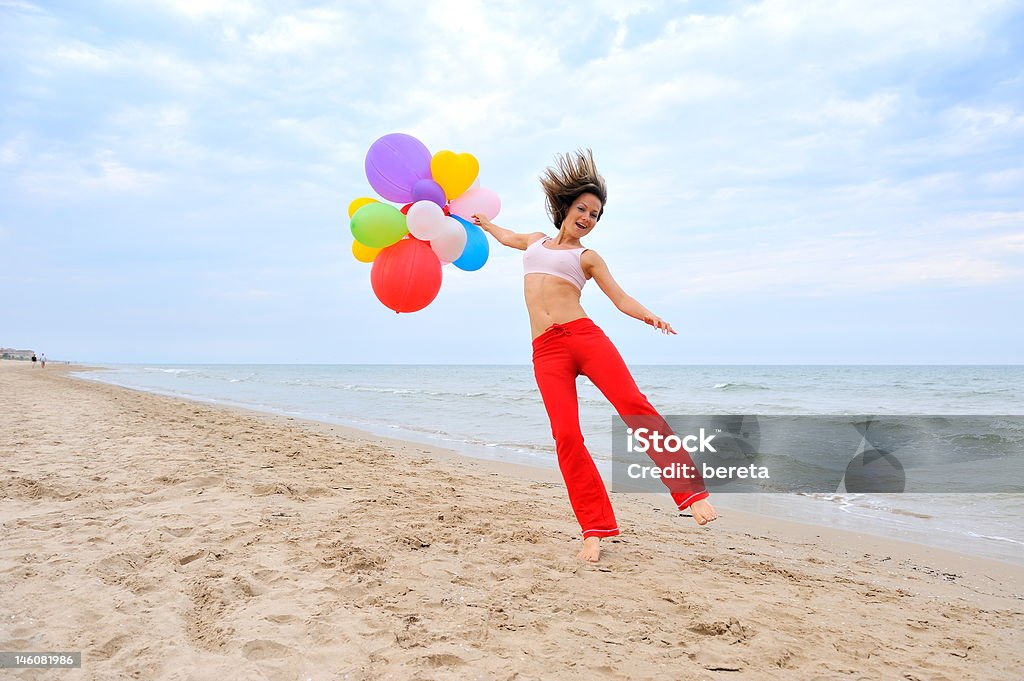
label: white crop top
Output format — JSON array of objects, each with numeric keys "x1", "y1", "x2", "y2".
[{"x1": 523, "y1": 237, "x2": 588, "y2": 290}]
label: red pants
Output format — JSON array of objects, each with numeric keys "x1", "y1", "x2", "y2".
[{"x1": 532, "y1": 317, "x2": 709, "y2": 538}]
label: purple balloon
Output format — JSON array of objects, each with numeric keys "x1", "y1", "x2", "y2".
[
  {"x1": 364, "y1": 133, "x2": 432, "y2": 203},
  {"x1": 412, "y1": 178, "x2": 447, "y2": 207}
]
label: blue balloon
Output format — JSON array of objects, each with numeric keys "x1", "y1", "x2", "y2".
[{"x1": 451, "y1": 215, "x2": 489, "y2": 271}]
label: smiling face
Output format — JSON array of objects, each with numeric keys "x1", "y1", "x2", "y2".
[{"x1": 560, "y1": 192, "x2": 603, "y2": 239}]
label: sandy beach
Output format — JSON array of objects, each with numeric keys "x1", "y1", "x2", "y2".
[{"x1": 1, "y1": 360, "x2": 1022, "y2": 680}]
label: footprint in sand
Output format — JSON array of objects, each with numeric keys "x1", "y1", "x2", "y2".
[
  {"x1": 181, "y1": 475, "x2": 224, "y2": 489},
  {"x1": 159, "y1": 525, "x2": 194, "y2": 538},
  {"x1": 688, "y1": 617, "x2": 754, "y2": 644},
  {"x1": 242, "y1": 639, "x2": 293, "y2": 660},
  {"x1": 419, "y1": 653, "x2": 466, "y2": 668},
  {"x1": 178, "y1": 549, "x2": 206, "y2": 566},
  {"x1": 93, "y1": 634, "x2": 131, "y2": 661},
  {"x1": 418, "y1": 559, "x2": 460, "y2": 580}
]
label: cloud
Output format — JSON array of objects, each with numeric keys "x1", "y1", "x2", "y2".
[
  {"x1": 944, "y1": 105, "x2": 1024, "y2": 136},
  {"x1": 0, "y1": 136, "x2": 26, "y2": 164},
  {"x1": 153, "y1": 0, "x2": 259, "y2": 22},
  {"x1": 109, "y1": 104, "x2": 190, "y2": 130},
  {"x1": 812, "y1": 93, "x2": 901, "y2": 127},
  {"x1": 245, "y1": 8, "x2": 347, "y2": 54},
  {"x1": 638, "y1": 211, "x2": 1024, "y2": 298},
  {"x1": 16, "y1": 149, "x2": 162, "y2": 197},
  {"x1": 0, "y1": 0, "x2": 42, "y2": 11},
  {"x1": 51, "y1": 41, "x2": 115, "y2": 70},
  {"x1": 979, "y1": 169, "x2": 1024, "y2": 193}
]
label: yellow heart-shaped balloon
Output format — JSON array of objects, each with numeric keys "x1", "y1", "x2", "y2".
[
  {"x1": 347, "y1": 197, "x2": 378, "y2": 218},
  {"x1": 430, "y1": 151, "x2": 479, "y2": 201},
  {"x1": 352, "y1": 240, "x2": 382, "y2": 263}
]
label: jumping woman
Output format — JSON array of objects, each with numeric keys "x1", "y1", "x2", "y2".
[{"x1": 473, "y1": 149, "x2": 717, "y2": 563}]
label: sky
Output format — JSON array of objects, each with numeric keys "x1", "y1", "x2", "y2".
[{"x1": 1, "y1": 0, "x2": 1022, "y2": 364}]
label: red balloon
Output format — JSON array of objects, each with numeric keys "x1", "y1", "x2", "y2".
[
  {"x1": 370, "y1": 238, "x2": 442, "y2": 313},
  {"x1": 400, "y1": 202, "x2": 413, "y2": 215}
]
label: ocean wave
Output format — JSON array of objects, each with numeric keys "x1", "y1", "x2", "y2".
[
  {"x1": 373, "y1": 423, "x2": 554, "y2": 456},
  {"x1": 470, "y1": 438, "x2": 552, "y2": 454},
  {"x1": 966, "y1": 532, "x2": 1024, "y2": 546},
  {"x1": 342, "y1": 384, "x2": 417, "y2": 395},
  {"x1": 799, "y1": 493, "x2": 943, "y2": 521},
  {"x1": 272, "y1": 380, "x2": 537, "y2": 402},
  {"x1": 712, "y1": 382, "x2": 770, "y2": 391},
  {"x1": 797, "y1": 492, "x2": 860, "y2": 507},
  {"x1": 949, "y1": 432, "x2": 1020, "y2": 447}
]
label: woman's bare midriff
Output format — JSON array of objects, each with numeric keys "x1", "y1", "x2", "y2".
[{"x1": 525, "y1": 273, "x2": 589, "y2": 339}]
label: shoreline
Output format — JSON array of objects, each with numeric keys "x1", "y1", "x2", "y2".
[
  {"x1": 3, "y1": 360, "x2": 1022, "y2": 679},
  {"x1": 72, "y1": 362, "x2": 1024, "y2": 567}
]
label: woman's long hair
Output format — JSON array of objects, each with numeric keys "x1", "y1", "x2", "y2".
[{"x1": 539, "y1": 148, "x2": 607, "y2": 229}]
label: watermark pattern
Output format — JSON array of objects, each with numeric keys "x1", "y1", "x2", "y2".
[
  {"x1": 0, "y1": 652, "x2": 81, "y2": 669},
  {"x1": 611, "y1": 415, "x2": 1024, "y2": 494}
]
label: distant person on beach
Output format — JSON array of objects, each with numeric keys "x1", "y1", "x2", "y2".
[
  {"x1": 40, "y1": 353, "x2": 46, "y2": 368},
  {"x1": 31, "y1": 353, "x2": 37, "y2": 366},
  {"x1": 474, "y1": 149, "x2": 716, "y2": 562}
]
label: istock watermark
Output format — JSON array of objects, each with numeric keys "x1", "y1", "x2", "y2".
[
  {"x1": 625, "y1": 427, "x2": 720, "y2": 454},
  {"x1": 610, "y1": 415, "x2": 1024, "y2": 495}
]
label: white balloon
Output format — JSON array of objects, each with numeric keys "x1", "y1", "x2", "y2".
[
  {"x1": 430, "y1": 216, "x2": 469, "y2": 263},
  {"x1": 406, "y1": 200, "x2": 447, "y2": 241}
]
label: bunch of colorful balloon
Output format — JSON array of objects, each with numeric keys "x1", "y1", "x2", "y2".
[{"x1": 348, "y1": 133, "x2": 501, "y2": 313}]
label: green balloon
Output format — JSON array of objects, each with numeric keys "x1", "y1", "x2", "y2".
[{"x1": 350, "y1": 202, "x2": 408, "y2": 249}]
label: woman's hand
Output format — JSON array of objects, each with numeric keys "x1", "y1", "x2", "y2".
[
  {"x1": 643, "y1": 314, "x2": 677, "y2": 335},
  {"x1": 472, "y1": 213, "x2": 494, "y2": 231}
]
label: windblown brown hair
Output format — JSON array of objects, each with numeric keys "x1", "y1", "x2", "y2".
[{"x1": 539, "y1": 148, "x2": 607, "y2": 229}]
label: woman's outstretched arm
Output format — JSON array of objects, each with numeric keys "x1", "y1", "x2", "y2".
[
  {"x1": 583, "y1": 250, "x2": 677, "y2": 335},
  {"x1": 473, "y1": 214, "x2": 546, "y2": 251}
]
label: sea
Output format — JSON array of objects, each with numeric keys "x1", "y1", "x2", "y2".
[{"x1": 74, "y1": 364, "x2": 1024, "y2": 565}]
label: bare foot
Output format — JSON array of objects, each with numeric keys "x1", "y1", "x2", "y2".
[
  {"x1": 577, "y1": 536, "x2": 602, "y2": 562},
  {"x1": 688, "y1": 498, "x2": 718, "y2": 525}
]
